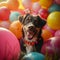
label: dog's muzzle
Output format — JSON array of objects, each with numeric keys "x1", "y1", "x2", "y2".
[{"x1": 27, "y1": 26, "x2": 37, "y2": 40}]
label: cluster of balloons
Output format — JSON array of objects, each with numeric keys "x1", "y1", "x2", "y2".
[{"x1": 0, "y1": 0, "x2": 60, "y2": 60}]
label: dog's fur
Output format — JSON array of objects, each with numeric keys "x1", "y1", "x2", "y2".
[{"x1": 19, "y1": 14, "x2": 46, "y2": 54}]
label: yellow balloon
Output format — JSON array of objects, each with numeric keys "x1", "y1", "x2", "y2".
[
  {"x1": 39, "y1": 0, "x2": 53, "y2": 9},
  {"x1": 47, "y1": 11, "x2": 60, "y2": 30},
  {"x1": 18, "y1": 0, "x2": 25, "y2": 10},
  {"x1": 0, "y1": 0, "x2": 4, "y2": 2},
  {"x1": 0, "y1": 1, "x2": 7, "y2": 7}
]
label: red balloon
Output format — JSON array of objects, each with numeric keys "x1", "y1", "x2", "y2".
[
  {"x1": 0, "y1": 7, "x2": 10, "y2": 20},
  {"x1": 39, "y1": 8, "x2": 49, "y2": 19}
]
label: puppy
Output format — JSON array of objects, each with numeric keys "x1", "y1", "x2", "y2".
[{"x1": 19, "y1": 14, "x2": 46, "y2": 53}]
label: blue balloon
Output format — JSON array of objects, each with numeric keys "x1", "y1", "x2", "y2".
[
  {"x1": 22, "y1": 52, "x2": 45, "y2": 60},
  {"x1": 9, "y1": 11, "x2": 21, "y2": 22},
  {"x1": 48, "y1": 4, "x2": 60, "y2": 13}
]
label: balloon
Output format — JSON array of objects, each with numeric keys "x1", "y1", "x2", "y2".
[
  {"x1": 9, "y1": 20, "x2": 23, "y2": 39},
  {"x1": 43, "y1": 24, "x2": 56, "y2": 36},
  {"x1": 9, "y1": 11, "x2": 21, "y2": 22},
  {"x1": 0, "y1": 28, "x2": 20, "y2": 60},
  {"x1": 7, "y1": 0, "x2": 19, "y2": 10},
  {"x1": 55, "y1": 30, "x2": 60, "y2": 37},
  {"x1": 22, "y1": 0, "x2": 32, "y2": 9},
  {"x1": 32, "y1": 2, "x2": 40, "y2": 13},
  {"x1": 42, "y1": 29, "x2": 53, "y2": 42},
  {"x1": 55, "y1": 0, "x2": 60, "y2": 5},
  {"x1": 50, "y1": 37, "x2": 60, "y2": 56},
  {"x1": 23, "y1": 52, "x2": 45, "y2": 60},
  {"x1": 39, "y1": 8, "x2": 49, "y2": 19},
  {"x1": 0, "y1": 6, "x2": 10, "y2": 20},
  {"x1": 0, "y1": 1, "x2": 7, "y2": 7},
  {"x1": 18, "y1": 0, "x2": 25, "y2": 10},
  {"x1": 48, "y1": 4, "x2": 60, "y2": 13},
  {"x1": 47, "y1": 11, "x2": 60, "y2": 30},
  {"x1": 39, "y1": 0, "x2": 53, "y2": 9},
  {"x1": 41, "y1": 37, "x2": 60, "y2": 59},
  {"x1": 32, "y1": 0, "x2": 39, "y2": 2},
  {"x1": 0, "y1": 20, "x2": 10, "y2": 29},
  {"x1": 41, "y1": 40, "x2": 55, "y2": 56}
]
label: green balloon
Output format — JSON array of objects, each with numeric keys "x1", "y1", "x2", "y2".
[
  {"x1": 22, "y1": 52, "x2": 45, "y2": 60},
  {"x1": 48, "y1": 4, "x2": 60, "y2": 13}
]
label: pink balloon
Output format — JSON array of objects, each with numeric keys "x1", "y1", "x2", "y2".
[
  {"x1": 0, "y1": 28, "x2": 20, "y2": 60},
  {"x1": 32, "y1": 2, "x2": 40, "y2": 13},
  {"x1": 22, "y1": 0, "x2": 32, "y2": 9},
  {"x1": 55, "y1": 30, "x2": 60, "y2": 37},
  {"x1": 41, "y1": 37, "x2": 60, "y2": 58},
  {"x1": 55, "y1": 0, "x2": 60, "y2": 5},
  {"x1": 0, "y1": 21, "x2": 10, "y2": 29},
  {"x1": 50, "y1": 37, "x2": 60, "y2": 56},
  {"x1": 41, "y1": 40, "x2": 55, "y2": 56}
]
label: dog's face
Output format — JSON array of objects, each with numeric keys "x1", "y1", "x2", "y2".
[{"x1": 19, "y1": 14, "x2": 46, "y2": 43}]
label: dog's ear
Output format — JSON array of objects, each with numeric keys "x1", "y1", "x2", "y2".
[
  {"x1": 19, "y1": 14, "x2": 32, "y2": 25},
  {"x1": 37, "y1": 16, "x2": 46, "y2": 28},
  {"x1": 33, "y1": 16, "x2": 46, "y2": 28},
  {"x1": 19, "y1": 15, "x2": 24, "y2": 24}
]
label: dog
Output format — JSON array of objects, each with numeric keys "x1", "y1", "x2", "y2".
[{"x1": 19, "y1": 14, "x2": 46, "y2": 54}]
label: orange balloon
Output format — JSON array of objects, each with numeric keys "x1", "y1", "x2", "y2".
[
  {"x1": 42, "y1": 29, "x2": 53, "y2": 42},
  {"x1": 32, "y1": 0, "x2": 39, "y2": 2},
  {"x1": 7, "y1": 0, "x2": 19, "y2": 10},
  {"x1": 9, "y1": 20, "x2": 23, "y2": 39},
  {"x1": 39, "y1": 0, "x2": 53, "y2": 9}
]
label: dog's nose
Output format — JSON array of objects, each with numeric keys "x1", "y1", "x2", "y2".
[
  {"x1": 28, "y1": 26, "x2": 35, "y2": 31},
  {"x1": 28, "y1": 26, "x2": 37, "y2": 34}
]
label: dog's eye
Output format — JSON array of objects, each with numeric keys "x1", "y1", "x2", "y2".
[
  {"x1": 33, "y1": 19, "x2": 41, "y2": 28},
  {"x1": 25, "y1": 18, "x2": 32, "y2": 24},
  {"x1": 35, "y1": 20, "x2": 39, "y2": 24},
  {"x1": 34, "y1": 20, "x2": 39, "y2": 25}
]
